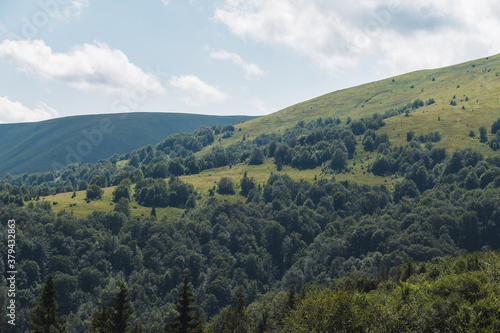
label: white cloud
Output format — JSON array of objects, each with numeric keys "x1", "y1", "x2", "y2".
[
  {"x1": 53, "y1": 0, "x2": 89, "y2": 21},
  {"x1": 214, "y1": 0, "x2": 500, "y2": 74},
  {"x1": 161, "y1": 0, "x2": 169, "y2": 6},
  {"x1": 210, "y1": 49, "x2": 266, "y2": 78},
  {"x1": 0, "y1": 39, "x2": 164, "y2": 95},
  {"x1": 169, "y1": 75, "x2": 228, "y2": 106},
  {"x1": 0, "y1": 96, "x2": 58, "y2": 123}
]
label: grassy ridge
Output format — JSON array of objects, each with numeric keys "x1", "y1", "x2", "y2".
[
  {"x1": 0, "y1": 112, "x2": 255, "y2": 176},
  {"x1": 37, "y1": 54, "x2": 500, "y2": 212},
  {"x1": 206, "y1": 54, "x2": 500, "y2": 156}
]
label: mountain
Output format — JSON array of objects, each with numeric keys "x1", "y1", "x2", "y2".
[
  {"x1": 2, "y1": 54, "x2": 500, "y2": 332},
  {"x1": 0, "y1": 112, "x2": 255, "y2": 176},
  {"x1": 214, "y1": 53, "x2": 500, "y2": 155}
]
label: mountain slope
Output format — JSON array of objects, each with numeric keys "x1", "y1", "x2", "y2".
[
  {"x1": 211, "y1": 54, "x2": 500, "y2": 156},
  {"x1": 0, "y1": 112, "x2": 254, "y2": 176}
]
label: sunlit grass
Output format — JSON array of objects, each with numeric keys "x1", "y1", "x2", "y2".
[{"x1": 33, "y1": 186, "x2": 184, "y2": 220}]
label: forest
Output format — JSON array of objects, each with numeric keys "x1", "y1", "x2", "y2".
[{"x1": 1, "y1": 115, "x2": 500, "y2": 332}]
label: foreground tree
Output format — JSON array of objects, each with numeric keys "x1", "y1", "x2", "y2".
[
  {"x1": 30, "y1": 275, "x2": 65, "y2": 332},
  {"x1": 90, "y1": 283, "x2": 133, "y2": 333},
  {"x1": 164, "y1": 275, "x2": 203, "y2": 333},
  {"x1": 222, "y1": 287, "x2": 248, "y2": 333}
]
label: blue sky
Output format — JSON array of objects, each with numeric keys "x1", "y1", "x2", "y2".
[{"x1": 1, "y1": 0, "x2": 499, "y2": 123}]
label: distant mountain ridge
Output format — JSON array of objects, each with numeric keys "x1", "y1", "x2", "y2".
[{"x1": 0, "y1": 112, "x2": 255, "y2": 176}]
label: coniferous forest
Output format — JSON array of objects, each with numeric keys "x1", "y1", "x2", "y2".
[{"x1": 2, "y1": 110, "x2": 500, "y2": 332}]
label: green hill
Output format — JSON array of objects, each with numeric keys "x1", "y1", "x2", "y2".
[
  {"x1": 3, "y1": 54, "x2": 500, "y2": 332},
  {"x1": 0, "y1": 112, "x2": 254, "y2": 176},
  {"x1": 211, "y1": 54, "x2": 500, "y2": 155}
]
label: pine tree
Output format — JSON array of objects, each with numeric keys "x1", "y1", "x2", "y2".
[
  {"x1": 151, "y1": 206, "x2": 157, "y2": 217},
  {"x1": 223, "y1": 287, "x2": 247, "y2": 333},
  {"x1": 30, "y1": 275, "x2": 66, "y2": 333},
  {"x1": 90, "y1": 296, "x2": 112, "y2": 333},
  {"x1": 164, "y1": 275, "x2": 203, "y2": 333},
  {"x1": 90, "y1": 283, "x2": 133, "y2": 333},
  {"x1": 112, "y1": 283, "x2": 133, "y2": 333}
]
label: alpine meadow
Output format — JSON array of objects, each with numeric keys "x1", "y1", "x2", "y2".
[{"x1": 1, "y1": 51, "x2": 500, "y2": 332}]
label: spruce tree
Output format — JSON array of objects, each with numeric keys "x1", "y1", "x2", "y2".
[
  {"x1": 223, "y1": 287, "x2": 247, "y2": 333},
  {"x1": 90, "y1": 296, "x2": 112, "y2": 333},
  {"x1": 90, "y1": 283, "x2": 133, "y2": 333},
  {"x1": 164, "y1": 275, "x2": 203, "y2": 333},
  {"x1": 112, "y1": 283, "x2": 133, "y2": 333},
  {"x1": 30, "y1": 275, "x2": 65, "y2": 333}
]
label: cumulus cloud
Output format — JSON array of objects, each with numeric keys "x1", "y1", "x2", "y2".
[
  {"x1": 214, "y1": 0, "x2": 500, "y2": 74},
  {"x1": 210, "y1": 49, "x2": 266, "y2": 78},
  {"x1": 0, "y1": 39, "x2": 164, "y2": 95},
  {"x1": 0, "y1": 96, "x2": 58, "y2": 123},
  {"x1": 169, "y1": 75, "x2": 228, "y2": 106}
]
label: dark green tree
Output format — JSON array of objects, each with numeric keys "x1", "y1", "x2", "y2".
[
  {"x1": 465, "y1": 171, "x2": 479, "y2": 190},
  {"x1": 186, "y1": 194, "x2": 197, "y2": 209},
  {"x1": 114, "y1": 197, "x2": 130, "y2": 217},
  {"x1": 222, "y1": 288, "x2": 248, "y2": 333},
  {"x1": 151, "y1": 206, "x2": 157, "y2": 217},
  {"x1": 492, "y1": 118, "x2": 500, "y2": 134},
  {"x1": 164, "y1": 275, "x2": 203, "y2": 333},
  {"x1": 30, "y1": 275, "x2": 66, "y2": 332},
  {"x1": 393, "y1": 179, "x2": 420, "y2": 203},
  {"x1": 86, "y1": 184, "x2": 103, "y2": 201},
  {"x1": 78, "y1": 180, "x2": 88, "y2": 191},
  {"x1": 480, "y1": 126, "x2": 488, "y2": 143},
  {"x1": 240, "y1": 171, "x2": 255, "y2": 196},
  {"x1": 248, "y1": 148, "x2": 265, "y2": 165},
  {"x1": 112, "y1": 180, "x2": 131, "y2": 203},
  {"x1": 112, "y1": 283, "x2": 134, "y2": 333},
  {"x1": 330, "y1": 149, "x2": 348, "y2": 172},
  {"x1": 90, "y1": 283, "x2": 133, "y2": 333},
  {"x1": 90, "y1": 296, "x2": 112, "y2": 333},
  {"x1": 217, "y1": 177, "x2": 235, "y2": 195}
]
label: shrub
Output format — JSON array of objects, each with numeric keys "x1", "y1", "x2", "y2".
[{"x1": 426, "y1": 98, "x2": 436, "y2": 106}]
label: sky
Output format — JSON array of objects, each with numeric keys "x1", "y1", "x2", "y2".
[{"x1": 0, "y1": 0, "x2": 500, "y2": 123}]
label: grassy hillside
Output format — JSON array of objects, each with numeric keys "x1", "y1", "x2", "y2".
[
  {"x1": 208, "y1": 54, "x2": 500, "y2": 156},
  {"x1": 38, "y1": 185, "x2": 185, "y2": 220},
  {"x1": 7, "y1": 54, "x2": 500, "y2": 332},
  {"x1": 0, "y1": 112, "x2": 254, "y2": 176},
  {"x1": 38, "y1": 54, "x2": 500, "y2": 213}
]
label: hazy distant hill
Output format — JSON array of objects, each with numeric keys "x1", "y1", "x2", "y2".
[{"x1": 0, "y1": 112, "x2": 255, "y2": 175}]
